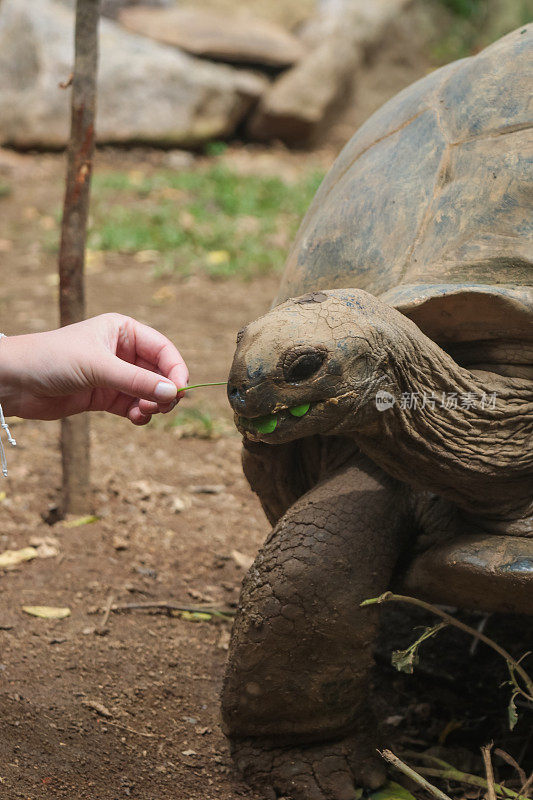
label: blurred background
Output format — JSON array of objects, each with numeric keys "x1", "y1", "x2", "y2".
[{"x1": 0, "y1": 2, "x2": 531, "y2": 799}]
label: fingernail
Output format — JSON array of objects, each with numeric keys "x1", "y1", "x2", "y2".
[{"x1": 155, "y1": 381, "x2": 177, "y2": 402}]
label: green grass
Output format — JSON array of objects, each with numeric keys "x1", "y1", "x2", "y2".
[
  {"x1": 430, "y1": 0, "x2": 532, "y2": 63},
  {"x1": 85, "y1": 163, "x2": 323, "y2": 279}
]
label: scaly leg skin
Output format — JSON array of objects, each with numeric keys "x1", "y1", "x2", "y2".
[{"x1": 222, "y1": 452, "x2": 412, "y2": 800}]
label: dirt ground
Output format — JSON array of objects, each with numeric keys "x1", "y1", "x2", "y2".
[{"x1": 0, "y1": 142, "x2": 531, "y2": 798}]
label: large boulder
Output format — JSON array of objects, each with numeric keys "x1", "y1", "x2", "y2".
[
  {"x1": 248, "y1": 0, "x2": 412, "y2": 143},
  {"x1": 0, "y1": 0, "x2": 268, "y2": 149},
  {"x1": 118, "y1": 6, "x2": 306, "y2": 68}
]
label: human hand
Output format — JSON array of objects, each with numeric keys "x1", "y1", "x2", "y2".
[{"x1": 0, "y1": 314, "x2": 189, "y2": 425}]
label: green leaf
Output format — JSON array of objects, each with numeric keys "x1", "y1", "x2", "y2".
[
  {"x1": 180, "y1": 611, "x2": 213, "y2": 622},
  {"x1": 255, "y1": 415, "x2": 278, "y2": 434},
  {"x1": 63, "y1": 515, "x2": 100, "y2": 528},
  {"x1": 370, "y1": 781, "x2": 417, "y2": 800},
  {"x1": 289, "y1": 403, "x2": 310, "y2": 417},
  {"x1": 391, "y1": 623, "x2": 447, "y2": 675}
]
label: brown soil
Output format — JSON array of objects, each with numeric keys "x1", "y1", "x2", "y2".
[
  {"x1": 0, "y1": 149, "x2": 280, "y2": 800},
  {"x1": 0, "y1": 147, "x2": 531, "y2": 800}
]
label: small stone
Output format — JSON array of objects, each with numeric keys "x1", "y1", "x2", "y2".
[
  {"x1": 165, "y1": 149, "x2": 195, "y2": 170},
  {"x1": 112, "y1": 535, "x2": 129, "y2": 551},
  {"x1": 231, "y1": 549, "x2": 254, "y2": 571},
  {"x1": 217, "y1": 629, "x2": 231, "y2": 651},
  {"x1": 171, "y1": 495, "x2": 192, "y2": 513}
]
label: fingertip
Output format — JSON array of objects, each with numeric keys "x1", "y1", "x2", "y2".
[
  {"x1": 128, "y1": 402, "x2": 152, "y2": 426},
  {"x1": 138, "y1": 398, "x2": 159, "y2": 416},
  {"x1": 154, "y1": 380, "x2": 178, "y2": 402}
]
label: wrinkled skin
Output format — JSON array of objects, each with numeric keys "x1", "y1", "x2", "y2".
[
  {"x1": 229, "y1": 289, "x2": 533, "y2": 527},
  {"x1": 222, "y1": 447, "x2": 410, "y2": 800},
  {"x1": 222, "y1": 289, "x2": 533, "y2": 800}
]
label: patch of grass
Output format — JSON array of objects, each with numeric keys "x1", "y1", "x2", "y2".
[
  {"x1": 86, "y1": 164, "x2": 323, "y2": 279},
  {"x1": 430, "y1": 0, "x2": 531, "y2": 63}
]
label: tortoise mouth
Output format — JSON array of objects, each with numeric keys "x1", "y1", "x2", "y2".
[{"x1": 235, "y1": 402, "x2": 316, "y2": 441}]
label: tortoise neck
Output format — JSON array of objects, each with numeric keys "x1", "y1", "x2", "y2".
[{"x1": 351, "y1": 330, "x2": 533, "y2": 525}]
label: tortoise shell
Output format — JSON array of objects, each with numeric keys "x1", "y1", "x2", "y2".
[{"x1": 275, "y1": 25, "x2": 532, "y2": 352}]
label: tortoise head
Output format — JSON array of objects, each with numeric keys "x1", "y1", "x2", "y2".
[{"x1": 227, "y1": 289, "x2": 395, "y2": 443}]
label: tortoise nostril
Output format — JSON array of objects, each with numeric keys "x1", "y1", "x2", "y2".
[
  {"x1": 228, "y1": 385, "x2": 245, "y2": 406},
  {"x1": 283, "y1": 348, "x2": 326, "y2": 383}
]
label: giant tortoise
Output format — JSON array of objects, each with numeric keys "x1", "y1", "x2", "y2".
[{"x1": 222, "y1": 25, "x2": 533, "y2": 800}]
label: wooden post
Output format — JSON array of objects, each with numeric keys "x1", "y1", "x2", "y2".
[{"x1": 58, "y1": 0, "x2": 101, "y2": 514}]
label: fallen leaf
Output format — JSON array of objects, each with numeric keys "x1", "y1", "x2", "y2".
[
  {"x1": 0, "y1": 547, "x2": 38, "y2": 568},
  {"x1": 152, "y1": 285, "x2": 175, "y2": 303},
  {"x1": 45, "y1": 273, "x2": 60, "y2": 287},
  {"x1": 231, "y1": 549, "x2": 254, "y2": 571},
  {"x1": 180, "y1": 611, "x2": 213, "y2": 622},
  {"x1": 85, "y1": 249, "x2": 105, "y2": 274},
  {"x1": 206, "y1": 250, "x2": 229, "y2": 265},
  {"x1": 134, "y1": 249, "x2": 158, "y2": 264},
  {"x1": 63, "y1": 515, "x2": 99, "y2": 528},
  {"x1": 22, "y1": 606, "x2": 71, "y2": 619}
]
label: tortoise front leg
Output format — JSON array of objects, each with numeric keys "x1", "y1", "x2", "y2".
[{"x1": 222, "y1": 453, "x2": 411, "y2": 800}]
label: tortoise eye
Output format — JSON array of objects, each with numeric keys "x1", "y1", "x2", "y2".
[{"x1": 283, "y1": 348, "x2": 326, "y2": 383}]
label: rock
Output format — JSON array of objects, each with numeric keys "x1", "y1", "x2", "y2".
[
  {"x1": 0, "y1": 0, "x2": 268, "y2": 149},
  {"x1": 248, "y1": 36, "x2": 360, "y2": 143},
  {"x1": 248, "y1": 0, "x2": 412, "y2": 143},
  {"x1": 164, "y1": 149, "x2": 196, "y2": 170},
  {"x1": 118, "y1": 7, "x2": 306, "y2": 68}
]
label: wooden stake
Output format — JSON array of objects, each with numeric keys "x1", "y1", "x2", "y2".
[{"x1": 58, "y1": 0, "x2": 100, "y2": 514}]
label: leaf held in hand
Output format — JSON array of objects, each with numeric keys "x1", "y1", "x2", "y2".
[
  {"x1": 289, "y1": 403, "x2": 310, "y2": 417},
  {"x1": 22, "y1": 606, "x2": 71, "y2": 619}
]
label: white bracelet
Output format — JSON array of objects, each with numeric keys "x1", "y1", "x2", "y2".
[{"x1": 0, "y1": 333, "x2": 17, "y2": 477}]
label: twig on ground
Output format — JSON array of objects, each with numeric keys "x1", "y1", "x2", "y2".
[
  {"x1": 106, "y1": 719, "x2": 157, "y2": 738},
  {"x1": 416, "y1": 767, "x2": 525, "y2": 799},
  {"x1": 482, "y1": 743, "x2": 498, "y2": 800},
  {"x1": 109, "y1": 601, "x2": 236, "y2": 619},
  {"x1": 402, "y1": 750, "x2": 528, "y2": 799},
  {"x1": 380, "y1": 749, "x2": 452, "y2": 800},
  {"x1": 519, "y1": 773, "x2": 533, "y2": 799}
]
